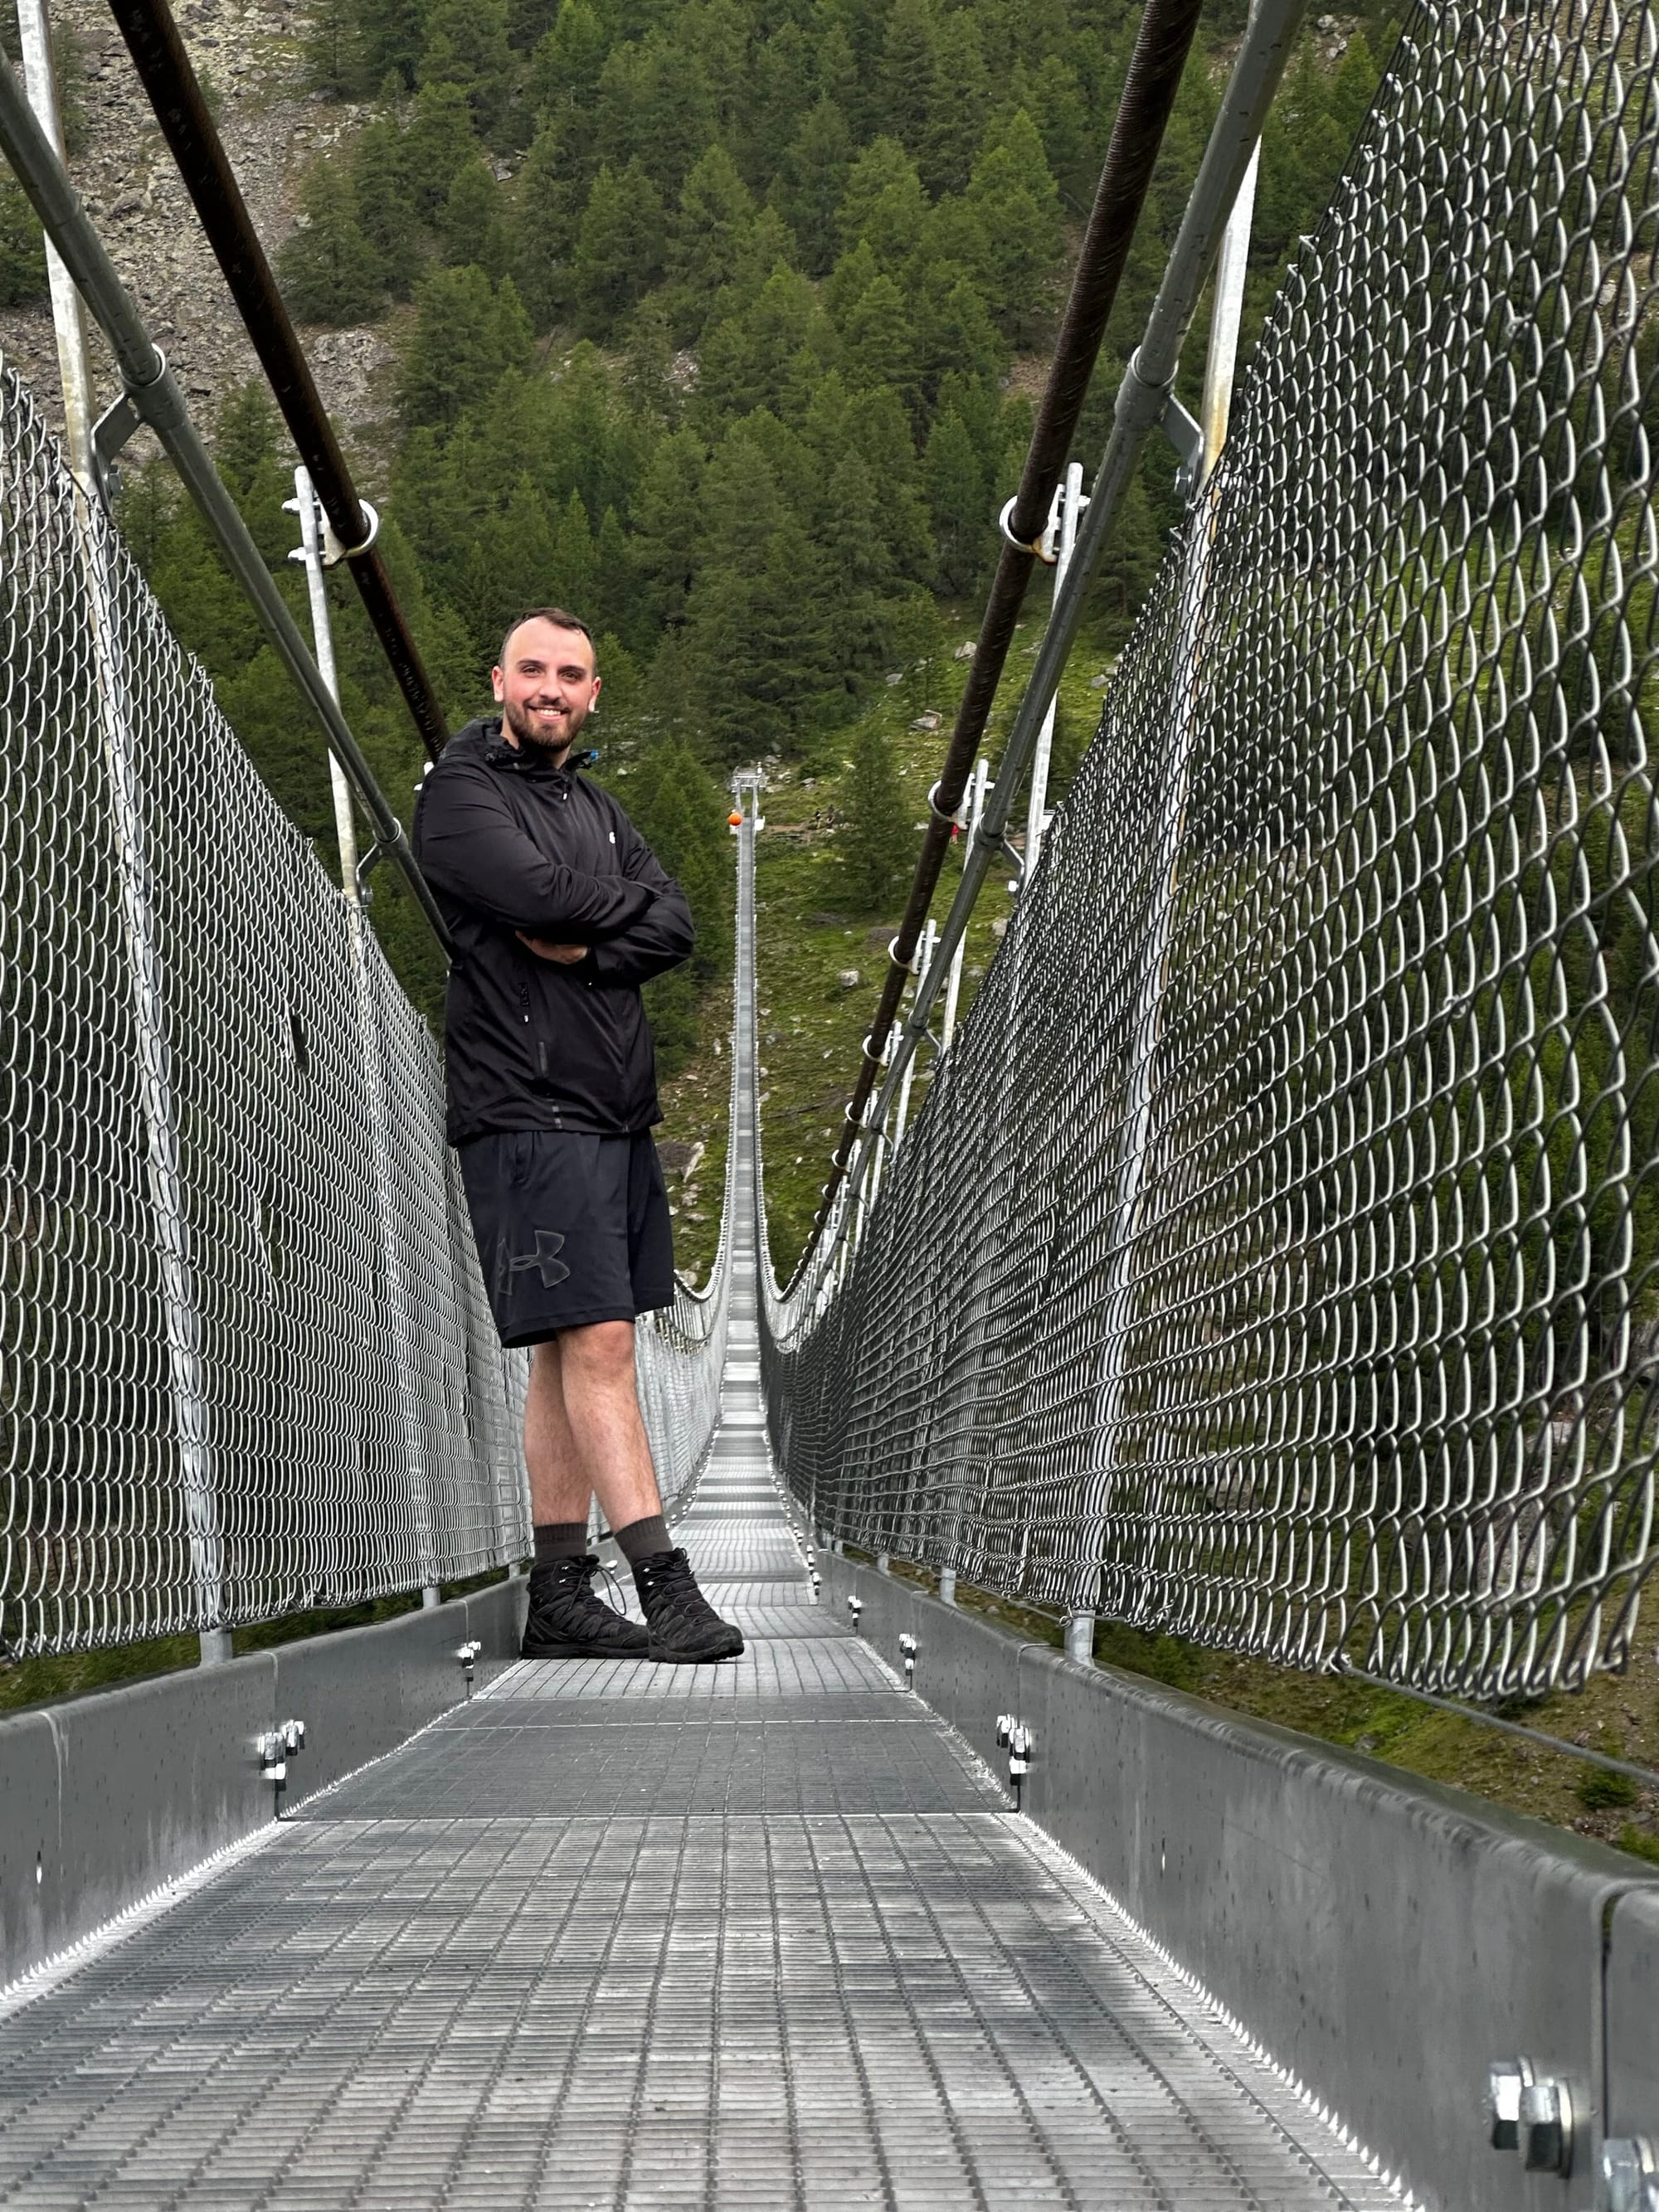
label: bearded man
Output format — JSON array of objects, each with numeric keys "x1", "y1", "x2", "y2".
[{"x1": 414, "y1": 607, "x2": 742, "y2": 1665}]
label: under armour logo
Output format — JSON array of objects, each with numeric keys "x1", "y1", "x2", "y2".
[{"x1": 496, "y1": 1229, "x2": 571, "y2": 1292}]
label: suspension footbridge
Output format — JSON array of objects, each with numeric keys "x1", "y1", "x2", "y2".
[
  {"x1": 0, "y1": 834, "x2": 1403, "y2": 2210},
  {"x1": 2, "y1": 0, "x2": 1659, "y2": 2195}
]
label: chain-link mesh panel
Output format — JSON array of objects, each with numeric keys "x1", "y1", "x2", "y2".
[
  {"x1": 761, "y1": 0, "x2": 1659, "y2": 1698},
  {"x1": 0, "y1": 351, "x2": 533, "y2": 1654},
  {"x1": 636, "y1": 1009, "x2": 737, "y2": 1515}
]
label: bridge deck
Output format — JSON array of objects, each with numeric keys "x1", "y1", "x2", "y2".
[{"x1": 0, "y1": 1295, "x2": 1399, "y2": 2210}]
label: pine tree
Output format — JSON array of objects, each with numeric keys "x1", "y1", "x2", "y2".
[
  {"x1": 593, "y1": 504, "x2": 639, "y2": 646},
  {"x1": 839, "y1": 272, "x2": 920, "y2": 411},
  {"x1": 353, "y1": 117, "x2": 421, "y2": 296},
  {"x1": 962, "y1": 110, "x2": 1063, "y2": 348},
  {"x1": 694, "y1": 265, "x2": 823, "y2": 425},
  {"x1": 526, "y1": 0, "x2": 610, "y2": 121},
  {"x1": 839, "y1": 720, "x2": 915, "y2": 912},
  {"x1": 549, "y1": 489, "x2": 598, "y2": 610},
  {"x1": 620, "y1": 294, "x2": 679, "y2": 422},
  {"x1": 572, "y1": 161, "x2": 666, "y2": 335},
  {"x1": 621, "y1": 736, "x2": 732, "y2": 1073},
  {"x1": 421, "y1": 0, "x2": 516, "y2": 140},
  {"x1": 820, "y1": 447, "x2": 891, "y2": 688},
  {"x1": 917, "y1": 269, "x2": 1007, "y2": 399},
  {"x1": 355, "y1": 0, "x2": 424, "y2": 88},
  {"x1": 401, "y1": 82, "x2": 481, "y2": 221},
  {"x1": 276, "y1": 159, "x2": 383, "y2": 326},
  {"x1": 923, "y1": 406, "x2": 987, "y2": 591},
  {"x1": 878, "y1": 0, "x2": 935, "y2": 155},
  {"x1": 920, "y1": 10, "x2": 987, "y2": 193},
  {"x1": 440, "y1": 158, "x2": 510, "y2": 279},
  {"x1": 631, "y1": 427, "x2": 708, "y2": 630},
  {"x1": 844, "y1": 386, "x2": 935, "y2": 581},
  {"x1": 665, "y1": 144, "x2": 754, "y2": 333},
  {"x1": 304, "y1": 0, "x2": 365, "y2": 96},
  {"x1": 834, "y1": 136, "x2": 926, "y2": 268},
  {"x1": 742, "y1": 19, "x2": 813, "y2": 184},
  {"x1": 398, "y1": 265, "x2": 535, "y2": 427},
  {"x1": 771, "y1": 96, "x2": 852, "y2": 276},
  {"x1": 509, "y1": 122, "x2": 584, "y2": 329}
]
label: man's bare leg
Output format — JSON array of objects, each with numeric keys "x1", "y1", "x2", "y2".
[
  {"x1": 523, "y1": 1335, "x2": 592, "y2": 1526},
  {"x1": 552, "y1": 1320, "x2": 664, "y2": 1534}
]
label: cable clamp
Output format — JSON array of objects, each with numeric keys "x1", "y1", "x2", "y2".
[
  {"x1": 90, "y1": 349, "x2": 170, "y2": 513},
  {"x1": 321, "y1": 498, "x2": 379, "y2": 566},
  {"x1": 859, "y1": 1033, "x2": 883, "y2": 1065},
  {"x1": 927, "y1": 780, "x2": 966, "y2": 829},
  {"x1": 998, "y1": 495, "x2": 1054, "y2": 562}
]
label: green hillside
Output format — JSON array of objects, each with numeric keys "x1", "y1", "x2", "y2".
[{"x1": 103, "y1": 0, "x2": 1394, "y2": 1281}]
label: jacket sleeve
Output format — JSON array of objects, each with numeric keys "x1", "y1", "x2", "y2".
[
  {"x1": 585, "y1": 807, "x2": 696, "y2": 987},
  {"x1": 416, "y1": 761, "x2": 655, "y2": 940}
]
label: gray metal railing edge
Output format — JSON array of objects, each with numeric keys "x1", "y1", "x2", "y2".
[
  {"x1": 820, "y1": 1550, "x2": 1659, "y2": 2212},
  {"x1": 0, "y1": 1578, "x2": 526, "y2": 1997}
]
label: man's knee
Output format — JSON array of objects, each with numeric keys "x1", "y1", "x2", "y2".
[{"x1": 557, "y1": 1318, "x2": 637, "y2": 1386}]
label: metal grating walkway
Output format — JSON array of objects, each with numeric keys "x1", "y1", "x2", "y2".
[{"x1": 0, "y1": 1289, "x2": 1404, "y2": 2208}]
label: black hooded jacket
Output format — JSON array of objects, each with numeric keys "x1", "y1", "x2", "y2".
[{"x1": 413, "y1": 717, "x2": 694, "y2": 1145}]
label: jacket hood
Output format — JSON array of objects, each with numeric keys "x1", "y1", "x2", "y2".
[{"x1": 447, "y1": 716, "x2": 582, "y2": 782}]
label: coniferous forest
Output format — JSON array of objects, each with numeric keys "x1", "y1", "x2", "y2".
[{"x1": 97, "y1": 0, "x2": 1389, "y2": 1063}]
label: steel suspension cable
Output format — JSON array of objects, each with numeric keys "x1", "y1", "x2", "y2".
[
  {"x1": 805, "y1": 0, "x2": 1209, "y2": 1257},
  {"x1": 104, "y1": 0, "x2": 450, "y2": 766}
]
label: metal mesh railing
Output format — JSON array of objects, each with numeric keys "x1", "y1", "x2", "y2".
[
  {"x1": 0, "y1": 349, "x2": 529, "y2": 1655},
  {"x1": 761, "y1": 0, "x2": 1659, "y2": 1699},
  {"x1": 0, "y1": 338, "x2": 737, "y2": 1656},
  {"x1": 636, "y1": 1004, "x2": 737, "y2": 1517}
]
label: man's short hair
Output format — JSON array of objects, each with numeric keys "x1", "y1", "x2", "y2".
[{"x1": 497, "y1": 607, "x2": 596, "y2": 671}]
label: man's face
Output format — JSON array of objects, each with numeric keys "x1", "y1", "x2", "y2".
[{"x1": 492, "y1": 620, "x2": 601, "y2": 758}]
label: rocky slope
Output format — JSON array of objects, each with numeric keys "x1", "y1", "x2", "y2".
[{"x1": 0, "y1": 0, "x2": 392, "y2": 463}]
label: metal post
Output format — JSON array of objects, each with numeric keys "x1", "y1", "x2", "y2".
[
  {"x1": 893, "y1": 920, "x2": 936, "y2": 1146},
  {"x1": 941, "y1": 761, "x2": 989, "y2": 1053},
  {"x1": 16, "y1": 0, "x2": 226, "y2": 1660},
  {"x1": 14, "y1": 0, "x2": 90, "y2": 488},
  {"x1": 286, "y1": 467, "x2": 359, "y2": 900},
  {"x1": 1024, "y1": 464, "x2": 1085, "y2": 875},
  {"x1": 287, "y1": 469, "x2": 440, "y2": 1606},
  {"x1": 1085, "y1": 96, "x2": 1263, "y2": 1602}
]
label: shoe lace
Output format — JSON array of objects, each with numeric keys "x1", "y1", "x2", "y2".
[{"x1": 592, "y1": 1558, "x2": 635, "y2": 1617}]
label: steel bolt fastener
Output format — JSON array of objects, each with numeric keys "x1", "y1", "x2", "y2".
[
  {"x1": 1602, "y1": 2136, "x2": 1659, "y2": 2212},
  {"x1": 1486, "y1": 2059, "x2": 1531, "y2": 2151},
  {"x1": 1519, "y1": 2078, "x2": 1574, "y2": 2175}
]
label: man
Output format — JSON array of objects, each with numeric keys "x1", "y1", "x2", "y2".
[{"x1": 414, "y1": 608, "x2": 742, "y2": 1665}]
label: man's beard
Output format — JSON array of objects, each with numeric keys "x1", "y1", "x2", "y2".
[{"x1": 503, "y1": 695, "x2": 589, "y2": 755}]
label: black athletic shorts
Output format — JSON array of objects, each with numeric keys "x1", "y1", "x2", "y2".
[{"x1": 459, "y1": 1130, "x2": 676, "y2": 1346}]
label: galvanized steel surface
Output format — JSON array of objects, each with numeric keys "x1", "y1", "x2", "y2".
[
  {"x1": 761, "y1": 0, "x2": 1659, "y2": 1697},
  {"x1": 0, "y1": 1266, "x2": 1399, "y2": 2210}
]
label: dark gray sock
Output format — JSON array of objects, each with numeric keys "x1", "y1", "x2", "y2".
[
  {"x1": 533, "y1": 1521, "x2": 590, "y2": 1568},
  {"x1": 614, "y1": 1514, "x2": 672, "y2": 1566}
]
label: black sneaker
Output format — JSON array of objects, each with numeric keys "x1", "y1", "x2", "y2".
[
  {"x1": 631, "y1": 1548, "x2": 744, "y2": 1663},
  {"x1": 522, "y1": 1555, "x2": 649, "y2": 1659}
]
